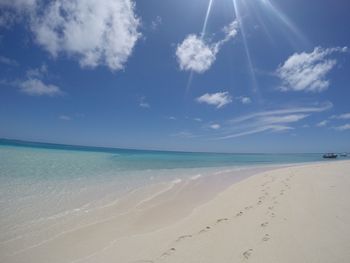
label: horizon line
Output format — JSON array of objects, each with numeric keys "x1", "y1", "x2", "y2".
[{"x1": 0, "y1": 137, "x2": 331, "y2": 155}]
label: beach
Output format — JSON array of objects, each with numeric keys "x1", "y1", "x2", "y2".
[{"x1": 1, "y1": 156, "x2": 350, "y2": 262}]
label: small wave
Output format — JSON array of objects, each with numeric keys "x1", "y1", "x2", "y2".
[
  {"x1": 135, "y1": 179, "x2": 182, "y2": 208},
  {"x1": 171, "y1": 178, "x2": 182, "y2": 184},
  {"x1": 190, "y1": 174, "x2": 202, "y2": 180}
]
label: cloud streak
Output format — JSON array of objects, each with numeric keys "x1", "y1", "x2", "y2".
[
  {"x1": 331, "y1": 113, "x2": 350, "y2": 120},
  {"x1": 219, "y1": 125, "x2": 293, "y2": 139},
  {"x1": 216, "y1": 102, "x2": 332, "y2": 139},
  {"x1": 230, "y1": 102, "x2": 333, "y2": 124},
  {"x1": 333, "y1": 124, "x2": 350, "y2": 131}
]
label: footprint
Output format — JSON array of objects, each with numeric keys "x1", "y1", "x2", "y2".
[
  {"x1": 216, "y1": 218, "x2": 228, "y2": 223},
  {"x1": 257, "y1": 200, "x2": 262, "y2": 205},
  {"x1": 268, "y1": 206, "x2": 274, "y2": 210},
  {"x1": 261, "y1": 222, "x2": 269, "y2": 227},
  {"x1": 262, "y1": 234, "x2": 270, "y2": 242},
  {"x1": 161, "y1": 247, "x2": 176, "y2": 257},
  {"x1": 176, "y1": 235, "x2": 192, "y2": 242},
  {"x1": 199, "y1": 226, "x2": 211, "y2": 234},
  {"x1": 236, "y1": 211, "x2": 244, "y2": 217},
  {"x1": 243, "y1": 249, "x2": 253, "y2": 259},
  {"x1": 269, "y1": 212, "x2": 276, "y2": 218}
]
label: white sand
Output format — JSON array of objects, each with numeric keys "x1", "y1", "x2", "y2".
[{"x1": 3, "y1": 161, "x2": 350, "y2": 262}]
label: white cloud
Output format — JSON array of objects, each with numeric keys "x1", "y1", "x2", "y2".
[
  {"x1": 167, "y1": 116, "x2": 176, "y2": 120},
  {"x1": 0, "y1": 55, "x2": 18, "y2": 66},
  {"x1": 139, "y1": 102, "x2": 150, "y2": 108},
  {"x1": 0, "y1": 0, "x2": 37, "y2": 10},
  {"x1": 194, "y1": 118, "x2": 202, "y2": 122},
  {"x1": 196, "y1": 91, "x2": 232, "y2": 109},
  {"x1": 333, "y1": 124, "x2": 350, "y2": 131},
  {"x1": 32, "y1": 0, "x2": 140, "y2": 71},
  {"x1": 59, "y1": 115, "x2": 71, "y2": 121},
  {"x1": 176, "y1": 35, "x2": 218, "y2": 74},
  {"x1": 317, "y1": 120, "x2": 329, "y2": 127},
  {"x1": 19, "y1": 78, "x2": 62, "y2": 96},
  {"x1": 238, "y1": 96, "x2": 252, "y2": 104},
  {"x1": 139, "y1": 96, "x2": 150, "y2": 108},
  {"x1": 0, "y1": 0, "x2": 37, "y2": 27},
  {"x1": 277, "y1": 46, "x2": 348, "y2": 92},
  {"x1": 26, "y1": 64, "x2": 47, "y2": 78},
  {"x1": 222, "y1": 20, "x2": 239, "y2": 41},
  {"x1": 0, "y1": 11, "x2": 16, "y2": 28},
  {"x1": 176, "y1": 20, "x2": 239, "y2": 73},
  {"x1": 1, "y1": 0, "x2": 141, "y2": 71},
  {"x1": 210, "y1": 124, "x2": 221, "y2": 130},
  {"x1": 10, "y1": 65, "x2": 63, "y2": 96},
  {"x1": 331, "y1": 113, "x2": 350, "y2": 120},
  {"x1": 151, "y1": 16, "x2": 162, "y2": 31}
]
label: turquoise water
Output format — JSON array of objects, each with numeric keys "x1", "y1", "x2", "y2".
[
  {"x1": 0, "y1": 139, "x2": 328, "y2": 172},
  {"x1": 0, "y1": 140, "x2": 344, "y2": 225}
]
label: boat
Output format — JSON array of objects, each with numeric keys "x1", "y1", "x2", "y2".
[
  {"x1": 340, "y1": 153, "x2": 348, "y2": 157},
  {"x1": 323, "y1": 153, "x2": 338, "y2": 159}
]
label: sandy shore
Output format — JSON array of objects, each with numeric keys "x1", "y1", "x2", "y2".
[{"x1": 3, "y1": 160, "x2": 350, "y2": 262}]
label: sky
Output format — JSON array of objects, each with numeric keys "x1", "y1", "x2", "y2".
[{"x1": 0, "y1": 0, "x2": 349, "y2": 153}]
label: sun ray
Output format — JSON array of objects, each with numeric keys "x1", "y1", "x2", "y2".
[
  {"x1": 232, "y1": 0, "x2": 262, "y2": 102},
  {"x1": 259, "y1": 0, "x2": 310, "y2": 49},
  {"x1": 244, "y1": 0, "x2": 274, "y2": 44},
  {"x1": 201, "y1": 0, "x2": 214, "y2": 39},
  {"x1": 186, "y1": 0, "x2": 214, "y2": 94},
  {"x1": 185, "y1": 71, "x2": 195, "y2": 94}
]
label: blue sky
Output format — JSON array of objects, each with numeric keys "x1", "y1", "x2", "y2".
[{"x1": 0, "y1": 0, "x2": 349, "y2": 153}]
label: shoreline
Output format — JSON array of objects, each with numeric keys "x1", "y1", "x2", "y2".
[
  {"x1": 0, "y1": 164, "x2": 283, "y2": 260},
  {"x1": 1, "y1": 160, "x2": 350, "y2": 262}
]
